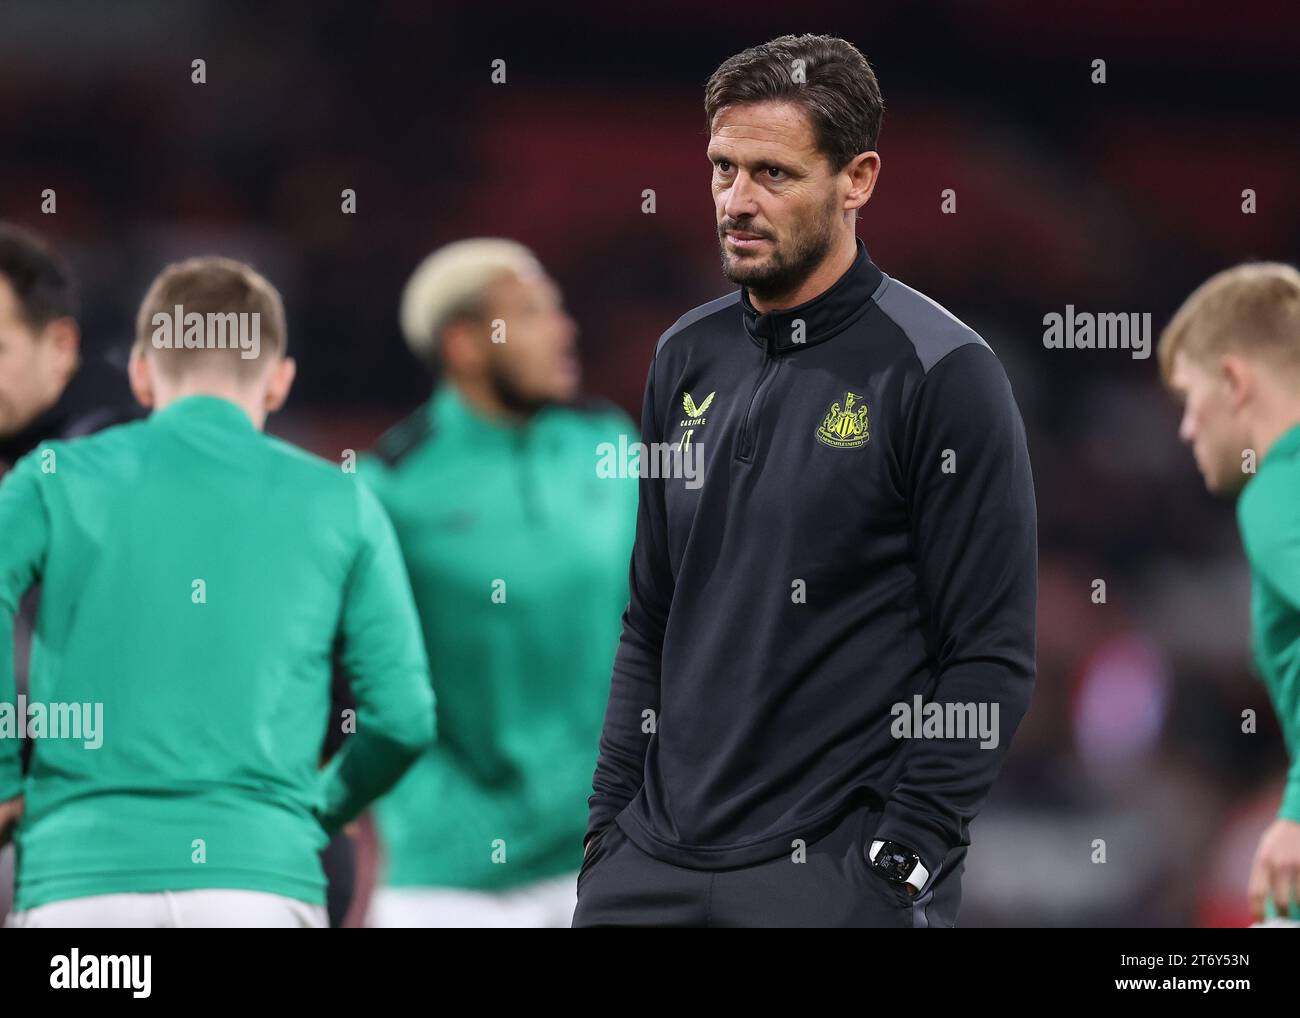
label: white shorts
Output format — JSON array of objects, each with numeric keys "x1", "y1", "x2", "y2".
[
  {"x1": 5, "y1": 889, "x2": 327, "y2": 928},
  {"x1": 369, "y1": 873, "x2": 578, "y2": 928}
]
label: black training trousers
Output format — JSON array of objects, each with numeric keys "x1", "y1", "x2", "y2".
[{"x1": 573, "y1": 799, "x2": 966, "y2": 928}]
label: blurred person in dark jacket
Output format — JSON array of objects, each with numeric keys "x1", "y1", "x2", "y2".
[{"x1": 0, "y1": 223, "x2": 137, "y2": 469}]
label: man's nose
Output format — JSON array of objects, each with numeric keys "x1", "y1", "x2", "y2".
[{"x1": 722, "y1": 173, "x2": 759, "y2": 220}]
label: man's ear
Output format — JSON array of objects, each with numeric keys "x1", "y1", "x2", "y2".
[
  {"x1": 842, "y1": 150, "x2": 881, "y2": 213},
  {"x1": 1220, "y1": 354, "x2": 1254, "y2": 411},
  {"x1": 40, "y1": 317, "x2": 81, "y2": 378},
  {"x1": 264, "y1": 356, "x2": 296, "y2": 414},
  {"x1": 127, "y1": 348, "x2": 156, "y2": 410},
  {"x1": 440, "y1": 320, "x2": 484, "y2": 376}
]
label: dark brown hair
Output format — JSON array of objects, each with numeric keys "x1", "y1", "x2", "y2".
[
  {"x1": 0, "y1": 222, "x2": 78, "y2": 330},
  {"x1": 705, "y1": 34, "x2": 884, "y2": 170}
]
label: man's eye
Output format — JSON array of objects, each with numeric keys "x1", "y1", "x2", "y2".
[
  {"x1": 766, "y1": 167, "x2": 785, "y2": 180},
  {"x1": 714, "y1": 160, "x2": 731, "y2": 172}
]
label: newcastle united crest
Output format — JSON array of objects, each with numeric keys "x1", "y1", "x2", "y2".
[{"x1": 816, "y1": 391, "x2": 870, "y2": 449}]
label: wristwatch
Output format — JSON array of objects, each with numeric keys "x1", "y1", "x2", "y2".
[{"x1": 869, "y1": 839, "x2": 928, "y2": 894}]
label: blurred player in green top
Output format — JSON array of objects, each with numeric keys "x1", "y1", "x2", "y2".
[
  {"x1": 0, "y1": 256, "x2": 435, "y2": 927},
  {"x1": 361, "y1": 240, "x2": 636, "y2": 927},
  {"x1": 1162, "y1": 261, "x2": 1300, "y2": 924}
]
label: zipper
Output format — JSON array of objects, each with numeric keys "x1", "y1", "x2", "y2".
[{"x1": 736, "y1": 338, "x2": 779, "y2": 462}]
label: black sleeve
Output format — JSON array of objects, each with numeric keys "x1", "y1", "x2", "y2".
[
  {"x1": 874, "y1": 342, "x2": 1037, "y2": 880},
  {"x1": 585, "y1": 352, "x2": 671, "y2": 845}
]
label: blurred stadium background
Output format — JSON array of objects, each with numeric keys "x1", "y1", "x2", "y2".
[{"x1": 3, "y1": 0, "x2": 1299, "y2": 926}]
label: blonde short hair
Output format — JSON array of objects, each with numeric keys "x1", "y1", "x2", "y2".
[
  {"x1": 399, "y1": 238, "x2": 540, "y2": 360},
  {"x1": 1159, "y1": 261, "x2": 1300, "y2": 384}
]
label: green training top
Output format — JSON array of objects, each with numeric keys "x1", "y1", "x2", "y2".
[
  {"x1": 0, "y1": 395, "x2": 435, "y2": 911},
  {"x1": 1238, "y1": 422, "x2": 1300, "y2": 825},
  {"x1": 361, "y1": 383, "x2": 636, "y2": 891}
]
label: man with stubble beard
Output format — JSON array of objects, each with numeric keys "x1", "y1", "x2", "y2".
[{"x1": 575, "y1": 35, "x2": 1037, "y2": 928}]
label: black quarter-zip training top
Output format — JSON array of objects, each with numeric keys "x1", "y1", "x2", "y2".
[{"x1": 587, "y1": 238, "x2": 1037, "y2": 883}]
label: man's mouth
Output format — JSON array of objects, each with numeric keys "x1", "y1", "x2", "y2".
[{"x1": 725, "y1": 230, "x2": 770, "y2": 251}]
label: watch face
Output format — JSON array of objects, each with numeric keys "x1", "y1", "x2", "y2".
[{"x1": 875, "y1": 842, "x2": 916, "y2": 882}]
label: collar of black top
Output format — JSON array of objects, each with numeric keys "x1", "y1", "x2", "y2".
[{"x1": 739, "y1": 236, "x2": 885, "y2": 353}]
